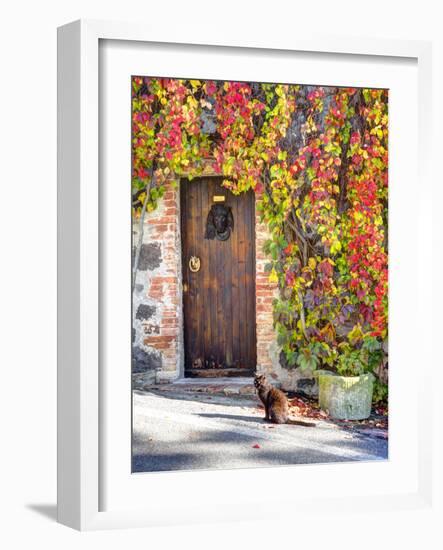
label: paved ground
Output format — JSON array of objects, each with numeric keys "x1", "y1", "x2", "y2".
[{"x1": 132, "y1": 389, "x2": 388, "y2": 473}]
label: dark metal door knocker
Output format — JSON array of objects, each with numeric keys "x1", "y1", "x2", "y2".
[{"x1": 204, "y1": 204, "x2": 234, "y2": 241}]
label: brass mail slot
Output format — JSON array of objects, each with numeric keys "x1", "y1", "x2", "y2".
[{"x1": 213, "y1": 195, "x2": 226, "y2": 202}]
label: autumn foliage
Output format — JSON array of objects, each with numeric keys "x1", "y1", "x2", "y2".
[{"x1": 132, "y1": 77, "x2": 388, "y2": 402}]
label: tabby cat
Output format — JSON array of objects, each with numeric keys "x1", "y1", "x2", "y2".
[{"x1": 254, "y1": 373, "x2": 315, "y2": 427}]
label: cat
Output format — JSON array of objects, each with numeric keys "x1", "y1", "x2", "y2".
[{"x1": 254, "y1": 373, "x2": 316, "y2": 427}]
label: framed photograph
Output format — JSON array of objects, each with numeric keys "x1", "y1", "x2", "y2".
[{"x1": 57, "y1": 19, "x2": 432, "y2": 530}]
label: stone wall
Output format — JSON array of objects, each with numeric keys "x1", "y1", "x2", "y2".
[{"x1": 132, "y1": 183, "x2": 183, "y2": 386}]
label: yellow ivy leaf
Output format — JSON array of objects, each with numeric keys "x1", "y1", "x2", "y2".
[
  {"x1": 348, "y1": 324, "x2": 364, "y2": 344},
  {"x1": 187, "y1": 96, "x2": 198, "y2": 109},
  {"x1": 268, "y1": 269, "x2": 278, "y2": 283},
  {"x1": 308, "y1": 257, "x2": 317, "y2": 270},
  {"x1": 330, "y1": 240, "x2": 342, "y2": 255}
]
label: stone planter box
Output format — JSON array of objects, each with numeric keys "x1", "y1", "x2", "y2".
[{"x1": 316, "y1": 371, "x2": 375, "y2": 420}]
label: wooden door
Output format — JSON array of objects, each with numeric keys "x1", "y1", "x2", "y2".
[{"x1": 180, "y1": 177, "x2": 256, "y2": 377}]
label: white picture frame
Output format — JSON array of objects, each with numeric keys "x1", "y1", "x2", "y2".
[{"x1": 57, "y1": 19, "x2": 433, "y2": 531}]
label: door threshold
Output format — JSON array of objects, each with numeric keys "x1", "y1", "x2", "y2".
[
  {"x1": 185, "y1": 368, "x2": 254, "y2": 378},
  {"x1": 177, "y1": 375, "x2": 254, "y2": 385}
]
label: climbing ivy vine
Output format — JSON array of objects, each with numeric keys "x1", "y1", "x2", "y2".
[{"x1": 132, "y1": 77, "x2": 388, "y2": 402}]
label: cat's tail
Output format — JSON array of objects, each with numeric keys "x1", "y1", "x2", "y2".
[{"x1": 287, "y1": 418, "x2": 316, "y2": 427}]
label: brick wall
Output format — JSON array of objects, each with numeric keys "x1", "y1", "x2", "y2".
[{"x1": 254, "y1": 193, "x2": 280, "y2": 380}]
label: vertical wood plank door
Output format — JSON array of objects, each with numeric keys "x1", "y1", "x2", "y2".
[{"x1": 181, "y1": 177, "x2": 256, "y2": 377}]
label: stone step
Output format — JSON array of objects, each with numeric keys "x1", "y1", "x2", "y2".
[{"x1": 142, "y1": 376, "x2": 256, "y2": 397}]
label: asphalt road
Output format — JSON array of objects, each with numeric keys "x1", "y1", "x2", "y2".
[{"x1": 132, "y1": 390, "x2": 388, "y2": 473}]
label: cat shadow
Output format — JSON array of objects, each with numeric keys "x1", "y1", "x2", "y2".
[{"x1": 198, "y1": 412, "x2": 267, "y2": 424}]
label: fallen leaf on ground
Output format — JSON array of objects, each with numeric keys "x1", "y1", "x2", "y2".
[{"x1": 286, "y1": 394, "x2": 388, "y2": 432}]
